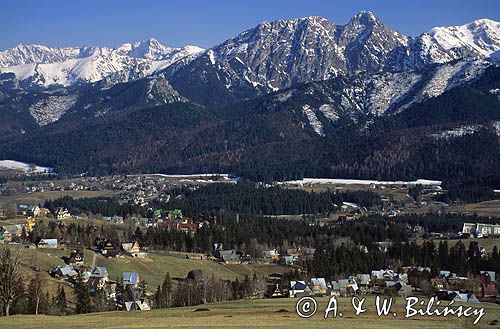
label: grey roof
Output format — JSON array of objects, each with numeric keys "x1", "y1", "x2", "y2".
[
  {"x1": 222, "y1": 253, "x2": 240, "y2": 262},
  {"x1": 54, "y1": 265, "x2": 78, "y2": 277},
  {"x1": 219, "y1": 249, "x2": 236, "y2": 256},
  {"x1": 91, "y1": 266, "x2": 108, "y2": 278},
  {"x1": 480, "y1": 271, "x2": 496, "y2": 282},
  {"x1": 125, "y1": 300, "x2": 150, "y2": 311},
  {"x1": 40, "y1": 238, "x2": 58, "y2": 246},
  {"x1": 122, "y1": 272, "x2": 139, "y2": 285},
  {"x1": 290, "y1": 281, "x2": 308, "y2": 291},
  {"x1": 356, "y1": 274, "x2": 371, "y2": 285}
]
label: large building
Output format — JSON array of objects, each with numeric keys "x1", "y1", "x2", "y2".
[{"x1": 462, "y1": 223, "x2": 500, "y2": 237}]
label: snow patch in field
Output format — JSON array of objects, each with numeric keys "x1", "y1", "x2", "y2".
[
  {"x1": 278, "y1": 178, "x2": 442, "y2": 186},
  {"x1": 0, "y1": 160, "x2": 53, "y2": 173}
]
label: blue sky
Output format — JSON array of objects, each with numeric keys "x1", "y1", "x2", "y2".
[{"x1": 2, "y1": 0, "x2": 499, "y2": 50}]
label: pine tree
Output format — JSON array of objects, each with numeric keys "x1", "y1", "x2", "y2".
[
  {"x1": 154, "y1": 285, "x2": 162, "y2": 309},
  {"x1": 75, "y1": 277, "x2": 93, "y2": 314},
  {"x1": 56, "y1": 285, "x2": 67, "y2": 315},
  {"x1": 160, "y1": 272, "x2": 173, "y2": 308}
]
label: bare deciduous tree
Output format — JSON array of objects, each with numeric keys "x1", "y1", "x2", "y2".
[
  {"x1": 0, "y1": 247, "x2": 23, "y2": 316},
  {"x1": 28, "y1": 271, "x2": 44, "y2": 315}
]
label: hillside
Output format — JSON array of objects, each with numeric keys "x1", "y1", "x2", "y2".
[
  {"x1": 1, "y1": 66, "x2": 498, "y2": 186},
  {"x1": 14, "y1": 246, "x2": 286, "y2": 292}
]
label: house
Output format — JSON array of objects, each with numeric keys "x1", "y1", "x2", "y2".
[
  {"x1": 479, "y1": 271, "x2": 496, "y2": 282},
  {"x1": 0, "y1": 228, "x2": 12, "y2": 244},
  {"x1": 4, "y1": 224, "x2": 23, "y2": 238},
  {"x1": 54, "y1": 207, "x2": 71, "y2": 220},
  {"x1": 310, "y1": 278, "x2": 327, "y2": 296},
  {"x1": 90, "y1": 266, "x2": 109, "y2": 280},
  {"x1": 335, "y1": 279, "x2": 359, "y2": 296},
  {"x1": 17, "y1": 204, "x2": 40, "y2": 217},
  {"x1": 462, "y1": 223, "x2": 500, "y2": 237},
  {"x1": 267, "y1": 283, "x2": 284, "y2": 298},
  {"x1": 101, "y1": 240, "x2": 120, "y2": 258},
  {"x1": 51, "y1": 265, "x2": 78, "y2": 279},
  {"x1": 278, "y1": 254, "x2": 294, "y2": 266},
  {"x1": 289, "y1": 281, "x2": 312, "y2": 298},
  {"x1": 38, "y1": 238, "x2": 58, "y2": 249},
  {"x1": 88, "y1": 266, "x2": 108, "y2": 292},
  {"x1": 220, "y1": 250, "x2": 241, "y2": 264},
  {"x1": 385, "y1": 278, "x2": 412, "y2": 297},
  {"x1": 88, "y1": 277, "x2": 107, "y2": 293},
  {"x1": 262, "y1": 249, "x2": 279, "y2": 261},
  {"x1": 125, "y1": 300, "x2": 151, "y2": 311},
  {"x1": 39, "y1": 207, "x2": 51, "y2": 217},
  {"x1": 355, "y1": 274, "x2": 371, "y2": 287},
  {"x1": 67, "y1": 249, "x2": 85, "y2": 266},
  {"x1": 286, "y1": 248, "x2": 303, "y2": 258},
  {"x1": 122, "y1": 241, "x2": 145, "y2": 257},
  {"x1": 477, "y1": 271, "x2": 497, "y2": 297},
  {"x1": 439, "y1": 291, "x2": 481, "y2": 303},
  {"x1": 439, "y1": 271, "x2": 453, "y2": 279},
  {"x1": 105, "y1": 283, "x2": 118, "y2": 301},
  {"x1": 122, "y1": 272, "x2": 140, "y2": 287},
  {"x1": 24, "y1": 217, "x2": 36, "y2": 233}
]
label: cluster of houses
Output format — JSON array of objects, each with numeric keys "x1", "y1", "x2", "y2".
[
  {"x1": 17, "y1": 204, "x2": 71, "y2": 221},
  {"x1": 50, "y1": 248, "x2": 151, "y2": 311},
  {"x1": 0, "y1": 203, "x2": 75, "y2": 245},
  {"x1": 267, "y1": 269, "x2": 412, "y2": 299},
  {"x1": 1, "y1": 175, "x2": 179, "y2": 207},
  {"x1": 266, "y1": 266, "x2": 496, "y2": 303},
  {"x1": 431, "y1": 269, "x2": 497, "y2": 301},
  {"x1": 211, "y1": 244, "x2": 316, "y2": 265},
  {"x1": 91, "y1": 238, "x2": 147, "y2": 258},
  {"x1": 462, "y1": 222, "x2": 500, "y2": 238},
  {"x1": 138, "y1": 208, "x2": 209, "y2": 233}
]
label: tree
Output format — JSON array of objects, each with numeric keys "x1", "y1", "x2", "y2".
[
  {"x1": 158, "y1": 272, "x2": 174, "y2": 308},
  {"x1": 0, "y1": 247, "x2": 23, "y2": 316},
  {"x1": 55, "y1": 285, "x2": 67, "y2": 315},
  {"x1": 27, "y1": 272, "x2": 44, "y2": 315},
  {"x1": 408, "y1": 185, "x2": 423, "y2": 203},
  {"x1": 75, "y1": 277, "x2": 93, "y2": 314}
]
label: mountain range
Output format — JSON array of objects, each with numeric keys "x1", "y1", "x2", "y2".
[{"x1": 0, "y1": 11, "x2": 499, "y2": 186}]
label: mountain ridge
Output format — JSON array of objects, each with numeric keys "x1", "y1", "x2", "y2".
[{"x1": 1, "y1": 12, "x2": 498, "y2": 95}]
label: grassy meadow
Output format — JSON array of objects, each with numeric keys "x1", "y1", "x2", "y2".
[{"x1": 0, "y1": 297, "x2": 498, "y2": 329}]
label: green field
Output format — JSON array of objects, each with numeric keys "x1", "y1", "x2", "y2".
[
  {"x1": 0, "y1": 297, "x2": 498, "y2": 328},
  {"x1": 0, "y1": 190, "x2": 118, "y2": 209},
  {"x1": 96, "y1": 251, "x2": 286, "y2": 288},
  {"x1": 14, "y1": 246, "x2": 287, "y2": 293}
]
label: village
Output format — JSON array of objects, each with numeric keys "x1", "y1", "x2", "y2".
[{"x1": 0, "y1": 197, "x2": 499, "y2": 314}]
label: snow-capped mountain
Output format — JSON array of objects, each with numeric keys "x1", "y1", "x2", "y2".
[
  {"x1": 426, "y1": 19, "x2": 500, "y2": 59},
  {"x1": 1, "y1": 12, "x2": 498, "y2": 98},
  {"x1": 0, "y1": 11, "x2": 499, "y2": 134},
  {"x1": 0, "y1": 38, "x2": 204, "y2": 89},
  {"x1": 165, "y1": 12, "x2": 500, "y2": 107}
]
